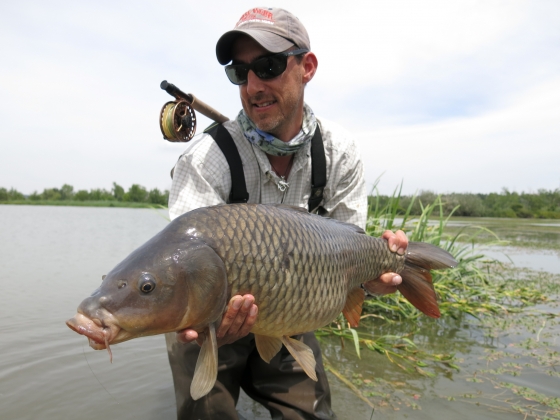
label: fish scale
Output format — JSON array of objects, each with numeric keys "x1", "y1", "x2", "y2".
[{"x1": 184, "y1": 204, "x2": 401, "y2": 336}]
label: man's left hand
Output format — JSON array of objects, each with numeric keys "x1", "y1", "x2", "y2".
[{"x1": 365, "y1": 230, "x2": 408, "y2": 295}]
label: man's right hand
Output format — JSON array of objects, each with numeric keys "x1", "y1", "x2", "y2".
[{"x1": 176, "y1": 294, "x2": 258, "y2": 347}]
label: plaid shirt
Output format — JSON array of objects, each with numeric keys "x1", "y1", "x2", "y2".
[{"x1": 168, "y1": 116, "x2": 367, "y2": 229}]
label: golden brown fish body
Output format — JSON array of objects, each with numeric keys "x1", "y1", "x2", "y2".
[
  {"x1": 190, "y1": 204, "x2": 404, "y2": 337},
  {"x1": 67, "y1": 204, "x2": 456, "y2": 400}
]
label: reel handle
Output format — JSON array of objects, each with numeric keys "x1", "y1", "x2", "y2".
[{"x1": 160, "y1": 81, "x2": 229, "y2": 124}]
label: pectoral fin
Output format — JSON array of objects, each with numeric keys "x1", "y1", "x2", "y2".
[
  {"x1": 342, "y1": 287, "x2": 365, "y2": 328},
  {"x1": 281, "y1": 336, "x2": 317, "y2": 381},
  {"x1": 255, "y1": 335, "x2": 283, "y2": 363},
  {"x1": 190, "y1": 323, "x2": 218, "y2": 400}
]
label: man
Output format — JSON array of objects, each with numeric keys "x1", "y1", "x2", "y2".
[{"x1": 166, "y1": 7, "x2": 407, "y2": 419}]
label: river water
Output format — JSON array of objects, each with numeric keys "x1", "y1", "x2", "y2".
[{"x1": 0, "y1": 205, "x2": 558, "y2": 420}]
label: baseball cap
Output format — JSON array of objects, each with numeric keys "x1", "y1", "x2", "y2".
[{"x1": 216, "y1": 7, "x2": 311, "y2": 65}]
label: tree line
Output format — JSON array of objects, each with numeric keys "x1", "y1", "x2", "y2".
[
  {"x1": 371, "y1": 188, "x2": 560, "y2": 219},
  {"x1": 0, "y1": 183, "x2": 169, "y2": 206},
  {"x1": 3, "y1": 185, "x2": 560, "y2": 218}
]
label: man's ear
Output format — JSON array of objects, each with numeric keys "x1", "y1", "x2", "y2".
[{"x1": 302, "y1": 52, "x2": 318, "y2": 84}]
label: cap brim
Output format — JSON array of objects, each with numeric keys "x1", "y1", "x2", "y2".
[{"x1": 216, "y1": 29, "x2": 295, "y2": 65}]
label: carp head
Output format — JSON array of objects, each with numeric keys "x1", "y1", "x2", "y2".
[{"x1": 66, "y1": 229, "x2": 228, "y2": 355}]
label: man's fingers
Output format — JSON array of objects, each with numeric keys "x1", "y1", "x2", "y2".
[
  {"x1": 379, "y1": 272, "x2": 402, "y2": 287},
  {"x1": 365, "y1": 272, "x2": 401, "y2": 296},
  {"x1": 236, "y1": 304, "x2": 258, "y2": 337},
  {"x1": 176, "y1": 329, "x2": 199, "y2": 344},
  {"x1": 216, "y1": 294, "x2": 255, "y2": 338},
  {"x1": 383, "y1": 229, "x2": 408, "y2": 255},
  {"x1": 395, "y1": 230, "x2": 408, "y2": 255}
]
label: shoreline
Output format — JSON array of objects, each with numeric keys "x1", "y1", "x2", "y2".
[{"x1": 0, "y1": 200, "x2": 166, "y2": 209}]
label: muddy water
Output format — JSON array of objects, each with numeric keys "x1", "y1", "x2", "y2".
[{"x1": 0, "y1": 206, "x2": 558, "y2": 419}]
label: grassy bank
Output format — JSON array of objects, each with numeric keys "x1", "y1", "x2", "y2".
[
  {"x1": 0, "y1": 183, "x2": 168, "y2": 207},
  {"x1": 0, "y1": 200, "x2": 165, "y2": 209},
  {"x1": 3, "y1": 184, "x2": 560, "y2": 218},
  {"x1": 319, "y1": 187, "x2": 560, "y2": 417},
  {"x1": 371, "y1": 188, "x2": 560, "y2": 219}
]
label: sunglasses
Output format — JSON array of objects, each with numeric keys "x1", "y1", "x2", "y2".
[{"x1": 225, "y1": 49, "x2": 309, "y2": 85}]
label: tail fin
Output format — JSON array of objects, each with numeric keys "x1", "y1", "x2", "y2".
[{"x1": 398, "y1": 242, "x2": 457, "y2": 318}]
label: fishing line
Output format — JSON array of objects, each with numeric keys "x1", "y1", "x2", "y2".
[
  {"x1": 82, "y1": 344, "x2": 119, "y2": 404},
  {"x1": 159, "y1": 100, "x2": 196, "y2": 142}
]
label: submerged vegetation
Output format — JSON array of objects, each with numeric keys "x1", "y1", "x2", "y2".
[
  {"x1": 319, "y1": 185, "x2": 560, "y2": 418},
  {"x1": 0, "y1": 183, "x2": 168, "y2": 207}
]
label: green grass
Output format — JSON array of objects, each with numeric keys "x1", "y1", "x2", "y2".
[{"x1": 318, "y1": 183, "x2": 560, "y2": 416}]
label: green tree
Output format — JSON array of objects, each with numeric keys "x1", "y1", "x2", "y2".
[
  {"x1": 41, "y1": 188, "x2": 61, "y2": 201},
  {"x1": 74, "y1": 190, "x2": 90, "y2": 201},
  {"x1": 148, "y1": 188, "x2": 167, "y2": 205},
  {"x1": 112, "y1": 182, "x2": 125, "y2": 201},
  {"x1": 125, "y1": 184, "x2": 148, "y2": 202},
  {"x1": 60, "y1": 184, "x2": 74, "y2": 200},
  {"x1": 8, "y1": 188, "x2": 25, "y2": 200}
]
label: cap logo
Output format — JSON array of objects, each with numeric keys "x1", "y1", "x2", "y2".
[{"x1": 235, "y1": 8, "x2": 275, "y2": 27}]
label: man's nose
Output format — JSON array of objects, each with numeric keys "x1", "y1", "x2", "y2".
[{"x1": 245, "y1": 70, "x2": 265, "y2": 95}]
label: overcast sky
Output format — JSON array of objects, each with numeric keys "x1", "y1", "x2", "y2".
[{"x1": 1, "y1": 0, "x2": 559, "y2": 196}]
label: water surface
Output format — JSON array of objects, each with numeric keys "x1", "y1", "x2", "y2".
[{"x1": 1, "y1": 206, "x2": 558, "y2": 419}]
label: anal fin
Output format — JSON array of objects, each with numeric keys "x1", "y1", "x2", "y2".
[
  {"x1": 398, "y1": 265, "x2": 440, "y2": 318},
  {"x1": 190, "y1": 323, "x2": 218, "y2": 400},
  {"x1": 281, "y1": 336, "x2": 317, "y2": 381},
  {"x1": 255, "y1": 335, "x2": 283, "y2": 363},
  {"x1": 342, "y1": 287, "x2": 365, "y2": 328}
]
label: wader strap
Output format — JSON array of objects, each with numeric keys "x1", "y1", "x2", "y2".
[
  {"x1": 308, "y1": 128, "x2": 326, "y2": 212},
  {"x1": 205, "y1": 123, "x2": 326, "y2": 210},
  {"x1": 206, "y1": 124, "x2": 249, "y2": 203}
]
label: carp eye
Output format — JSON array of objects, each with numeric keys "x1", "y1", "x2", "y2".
[{"x1": 139, "y1": 274, "x2": 156, "y2": 294}]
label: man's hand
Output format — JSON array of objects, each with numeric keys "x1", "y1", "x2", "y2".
[
  {"x1": 176, "y1": 294, "x2": 258, "y2": 347},
  {"x1": 364, "y1": 230, "x2": 408, "y2": 296}
]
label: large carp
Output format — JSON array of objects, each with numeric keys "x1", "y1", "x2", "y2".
[{"x1": 66, "y1": 204, "x2": 456, "y2": 400}]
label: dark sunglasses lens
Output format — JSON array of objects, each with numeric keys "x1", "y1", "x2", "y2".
[
  {"x1": 253, "y1": 55, "x2": 287, "y2": 79},
  {"x1": 225, "y1": 65, "x2": 249, "y2": 85}
]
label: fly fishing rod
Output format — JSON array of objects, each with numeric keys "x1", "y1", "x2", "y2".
[{"x1": 159, "y1": 80, "x2": 229, "y2": 142}]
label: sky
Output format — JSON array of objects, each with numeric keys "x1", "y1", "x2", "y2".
[{"x1": 1, "y1": 0, "x2": 559, "y2": 196}]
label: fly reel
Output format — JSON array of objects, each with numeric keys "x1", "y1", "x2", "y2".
[
  {"x1": 159, "y1": 80, "x2": 229, "y2": 143},
  {"x1": 159, "y1": 100, "x2": 196, "y2": 142}
]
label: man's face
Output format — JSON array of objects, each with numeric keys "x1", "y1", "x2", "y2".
[{"x1": 231, "y1": 36, "x2": 308, "y2": 141}]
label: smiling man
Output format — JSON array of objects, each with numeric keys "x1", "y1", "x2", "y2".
[{"x1": 166, "y1": 7, "x2": 407, "y2": 419}]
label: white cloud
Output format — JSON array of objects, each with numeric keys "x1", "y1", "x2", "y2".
[
  {"x1": 0, "y1": 0, "x2": 558, "y2": 195},
  {"x1": 357, "y1": 76, "x2": 560, "y2": 194}
]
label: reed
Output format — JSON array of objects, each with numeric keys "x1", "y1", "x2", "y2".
[{"x1": 318, "y1": 181, "x2": 557, "y2": 382}]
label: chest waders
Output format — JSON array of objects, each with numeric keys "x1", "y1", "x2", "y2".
[{"x1": 204, "y1": 123, "x2": 327, "y2": 212}]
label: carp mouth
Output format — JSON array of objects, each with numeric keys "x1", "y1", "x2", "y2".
[{"x1": 66, "y1": 312, "x2": 122, "y2": 362}]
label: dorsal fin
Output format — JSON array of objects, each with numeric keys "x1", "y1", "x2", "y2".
[{"x1": 268, "y1": 204, "x2": 366, "y2": 234}]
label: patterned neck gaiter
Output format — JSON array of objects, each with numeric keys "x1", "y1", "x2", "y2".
[{"x1": 236, "y1": 103, "x2": 317, "y2": 157}]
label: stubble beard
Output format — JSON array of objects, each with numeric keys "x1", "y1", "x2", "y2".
[{"x1": 247, "y1": 90, "x2": 303, "y2": 140}]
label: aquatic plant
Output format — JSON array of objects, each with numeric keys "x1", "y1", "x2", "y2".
[{"x1": 318, "y1": 182, "x2": 560, "y2": 416}]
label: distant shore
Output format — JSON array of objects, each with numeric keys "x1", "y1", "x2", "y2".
[
  {"x1": 0, "y1": 200, "x2": 163, "y2": 209},
  {"x1": 2, "y1": 184, "x2": 559, "y2": 218}
]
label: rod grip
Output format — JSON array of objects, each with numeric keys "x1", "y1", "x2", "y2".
[
  {"x1": 160, "y1": 80, "x2": 229, "y2": 124},
  {"x1": 189, "y1": 94, "x2": 230, "y2": 124}
]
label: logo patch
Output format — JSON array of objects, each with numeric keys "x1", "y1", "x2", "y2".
[{"x1": 236, "y1": 8, "x2": 275, "y2": 27}]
